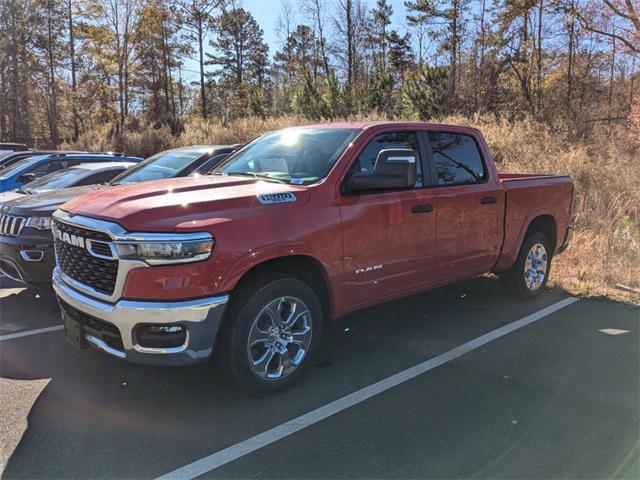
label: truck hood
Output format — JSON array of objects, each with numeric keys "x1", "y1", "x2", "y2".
[
  {"x1": 0, "y1": 190, "x2": 24, "y2": 207},
  {"x1": 4, "y1": 185, "x2": 99, "y2": 216},
  {"x1": 60, "y1": 175, "x2": 310, "y2": 232}
]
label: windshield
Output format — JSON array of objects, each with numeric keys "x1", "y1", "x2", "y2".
[
  {"x1": 21, "y1": 167, "x2": 89, "y2": 194},
  {"x1": 0, "y1": 151, "x2": 17, "y2": 163},
  {"x1": 0, "y1": 156, "x2": 41, "y2": 180},
  {"x1": 215, "y1": 128, "x2": 359, "y2": 184},
  {"x1": 110, "y1": 149, "x2": 205, "y2": 185}
]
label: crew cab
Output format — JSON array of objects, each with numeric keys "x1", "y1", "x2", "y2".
[{"x1": 51, "y1": 122, "x2": 574, "y2": 395}]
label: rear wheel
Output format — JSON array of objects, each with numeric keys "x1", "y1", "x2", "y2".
[
  {"x1": 219, "y1": 274, "x2": 323, "y2": 395},
  {"x1": 500, "y1": 231, "x2": 552, "y2": 299}
]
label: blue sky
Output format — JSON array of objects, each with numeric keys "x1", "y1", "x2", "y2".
[
  {"x1": 243, "y1": 0, "x2": 411, "y2": 48},
  {"x1": 183, "y1": 0, "x2": 413, "y2": 81}
]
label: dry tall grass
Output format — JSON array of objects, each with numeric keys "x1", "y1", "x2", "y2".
[{"x1": 66, "y1": 115, "x2": 640, "y2": 303}]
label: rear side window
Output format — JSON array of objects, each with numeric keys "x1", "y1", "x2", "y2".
[
  {"x1": 29, "y1": 160, "x2": 69, "y2": 177},
  {"x1": 75, "y1": 170, "x2": 122, "y2": 186},
  {"x1": 349, "y1": 132, "x2": 423, "y2": 187},
  {"x1": 428, "y1": 133, "x2": 485, "y2": 186}
]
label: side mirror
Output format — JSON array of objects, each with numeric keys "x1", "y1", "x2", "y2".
[
  {"x1": 17, "y1": 172, "x2": 36, "y2": 184},
  {"x1": 348, "y1": 148, "x2": 417, "y2": 192}
]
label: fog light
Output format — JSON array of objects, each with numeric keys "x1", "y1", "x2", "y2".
[{"x1": 137, "y1": 324, "x2": 186, "y2": 349}]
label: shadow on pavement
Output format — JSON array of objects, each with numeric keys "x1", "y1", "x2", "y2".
[{"x1": 0, "y1": 277, "x2": 580, "y2": 478}]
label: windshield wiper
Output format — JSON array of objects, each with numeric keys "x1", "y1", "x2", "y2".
[
  {"x1": 254, "y1": 173, "x2": 289, "y2": 184},
  {"x1": 16, "y1": 188, "x2": 31, "y2": 195},
  {"x1": 220, "y1": 171, "x2": 289, "y2": 184}
]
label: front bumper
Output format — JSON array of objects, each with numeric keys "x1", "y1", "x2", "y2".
[
  {"x1": 52, "y1": 267, "x2": 229, "y2": 366},
  {"x1": 0, "y1": 231, "x2": 55, "y2": 286}
]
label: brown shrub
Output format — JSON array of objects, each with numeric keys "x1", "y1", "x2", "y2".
[{"x1": 62, "y1": 122, "x2": 174, "y2": 158}]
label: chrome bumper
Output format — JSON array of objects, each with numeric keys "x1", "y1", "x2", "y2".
[
  {"x1": 52, "y1": 267, "x2": 229, "y2": 365},
  {"x1": 557, "y1": 226, "x2": 573, "y2": 254}
]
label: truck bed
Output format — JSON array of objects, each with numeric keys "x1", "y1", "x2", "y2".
[{"x1": 494, "y1": 173, "x2": 574, "y2": 271}]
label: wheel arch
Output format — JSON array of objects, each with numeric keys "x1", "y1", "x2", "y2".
[
  {"x1": 494, "y1": 212, "x2": 558, "y2": 272},
  {"x1": 526, "y1": 214, "x2": 557, "y2": 253},
  {"x1": 227, "y1": 254, "x2": 334, "y2": 322}
]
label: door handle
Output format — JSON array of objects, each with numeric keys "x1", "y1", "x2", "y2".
[
  {"x1": 481, "y1": 196, "x2": 498, "y2": 205},
  {"x1": 412, "y1": 204, "x2": 434, "y2": 214}
]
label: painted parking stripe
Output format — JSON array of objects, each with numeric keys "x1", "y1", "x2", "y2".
[
  {"x1": 156, "y1": 296, "x2": 580, "y2": 480},
  {"x1": 0, "y1": 324, "x2": 64, "y2": 341}
]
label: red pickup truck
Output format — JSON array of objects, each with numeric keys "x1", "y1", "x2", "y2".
[{"x1": 52, "y1": 122, "x2": 573, "y2": 394}]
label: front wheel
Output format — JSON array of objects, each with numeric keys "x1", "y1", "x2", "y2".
[
  {"x1": 500, "y1": 231, "x2": 552, "y2": 299},
  {"x1": 219, "y1": 274, "x2": 323, "y2": 395}
]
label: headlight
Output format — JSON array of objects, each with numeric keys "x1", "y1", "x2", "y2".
[
  {"x1": 114, "y1": 236, "x2": 213, "y2": 265},
  {"x1": 25, "y1": 216, "x2": 53, "y2": 230}
]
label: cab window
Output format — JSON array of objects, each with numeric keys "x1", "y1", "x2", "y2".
[{"x1": 428, "y1": 132, "x2": 486, "y2": 186}]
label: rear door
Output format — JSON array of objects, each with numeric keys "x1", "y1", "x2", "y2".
[
  {"x1": 339, "y1": 130, "x2": 438, "y2": 308},
  {"x1": 426, "y1": 131, "x2": 504, "y2": 280}
]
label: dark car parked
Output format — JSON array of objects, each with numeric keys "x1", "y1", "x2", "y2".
[
  {"x1": 0, "y1": 162, "x2": 137, "y2": 286},
  {"x1": 0, "y1": 161, "x2": 137, "y2": 206},
  {"x1": 0, "y1": 143, "x2": 28, "y2": 151},
  {"x1": 109, "y1": 145, "x2": 240, "y2": 185},
  {"x1": 0, "y1": 146, "x2": 238, "y2": 288}
]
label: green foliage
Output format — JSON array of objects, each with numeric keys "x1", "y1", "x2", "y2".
[
  {"x1": 367, "y1": 65, "x2": 395, "y2": 117},
  {"x1": 292, "y1": 71, "x2": 326, "y2": 120},
  {"x1": 403, "y1": 65, "x2": 448, "y2": 120}
]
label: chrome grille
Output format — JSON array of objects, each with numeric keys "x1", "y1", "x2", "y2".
[
  {"x1": 0, "y1": 214, "x2": 27, "y2": 237},
  {"x1": 53, "y1": 220, "x2": 119, "y2": 295}
]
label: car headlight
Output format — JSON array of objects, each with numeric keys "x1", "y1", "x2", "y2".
[
  {"x1": 114, "y1": 236, "x2": 213, "y2": 265},
  {"x1": 25, "y1": 216, "x2": 53, "y2": 230}
]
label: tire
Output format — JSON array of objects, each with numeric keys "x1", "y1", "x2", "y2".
[
  {"x1": 218, "y1": 273, "x2": 323, "y2": 395},
  {"x1": 500, "y1": 231, "x2": 552, "y2": 299}
]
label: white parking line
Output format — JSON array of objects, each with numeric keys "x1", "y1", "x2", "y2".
[
  {"x1": 156, "y1": 296, "x2": 580, "y2": 480},
  {"x1": 0, "y1": 324, "x2": 64, "y2": 341}
]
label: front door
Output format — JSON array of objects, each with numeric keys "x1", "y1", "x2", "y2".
[{"x1": 339, "y1": 131, "x2": 438, "y2": 309}]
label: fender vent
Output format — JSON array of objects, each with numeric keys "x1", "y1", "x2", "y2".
[{"x1": 256, "y1": 192, "x2": 297, "y2": 205}]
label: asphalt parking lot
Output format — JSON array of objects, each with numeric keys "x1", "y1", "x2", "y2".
[{"x1": 1, "y1": 275, "x2": 638, "y2": 479}]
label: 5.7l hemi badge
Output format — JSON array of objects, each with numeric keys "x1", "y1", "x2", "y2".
[{"x1": 257, "y1": 192, "x2": 297, "y2": 205}]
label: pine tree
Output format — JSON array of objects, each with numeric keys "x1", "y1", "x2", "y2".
[
  {"x1": 405, "y1": 0, "x2": 467, "y2": 105},
  {"x1": 404, "y1": 64, "x2": 448, "y2": 119},
  {"x1": 176, "y1": 0, "x2": 225, "y2": 119},
  {"x1": 135, "y1": 0, "x2": 189, "y2": 129},
  {"x1": 206, "y1": 7, "x2": 269, "y2": 119},
  {"x1": 207, "y1": 7, "x2": 268, "y2": 86},
  {"x1": 368, "y1": 0, "x2": 393, "y2": 70}
]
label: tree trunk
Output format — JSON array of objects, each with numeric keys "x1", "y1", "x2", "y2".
[
  {"x1": 46, "y1": 0, "x2": 59, "y2": 147},
  {"x1": 608, "y1": 29, "x2": 616, "y2": 121},
  {"x1": 450, "y1": 0, "x2": 458, "y2": 103},
  {"x1": 567, "y1": 10, "x2": 575, "y2": 123},
  {"x1": 198, "y1": 23, "x2": 207, "y2": 118},
  {"x1": 314, "y1": 0, "x2": 330, "y2": 76},
  {"x1": 536, "y1": 0, "x2": 543, "y2": 113},
  {"x1": 68, "y1": 0, "x2": 78, "y2": 141}
]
